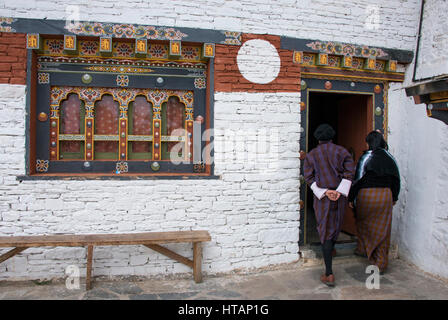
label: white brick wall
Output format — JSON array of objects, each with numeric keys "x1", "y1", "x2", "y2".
[
  {"x1": 388, "y1": 65, "x2": 448, "y2": 280},
  {"x1": 0, "y1": 84, "x2": 301, "y2": 280},
  {"x1": 0, "y1": 0, "x2": 420, "y2": 50},
  {"x1": 415, "y1": 0, "x2": 448, "y2": 79}
]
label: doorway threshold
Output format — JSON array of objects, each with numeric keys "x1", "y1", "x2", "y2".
[{"x1": 299, "y1": 242, "x2": 361, "y2": 266}]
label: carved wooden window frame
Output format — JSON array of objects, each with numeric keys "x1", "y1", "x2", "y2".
[{"x1": 26, "y1": 39, "x2": 213, "y2": 177}]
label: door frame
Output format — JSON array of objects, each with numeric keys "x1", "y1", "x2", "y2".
[{"x1": 298, "y1": 77, "x2": 387, "y2": 246}]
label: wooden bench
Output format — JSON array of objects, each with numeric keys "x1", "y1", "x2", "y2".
[{"x1": 0, "y1": 230, "x2": 211, "y2": 290}]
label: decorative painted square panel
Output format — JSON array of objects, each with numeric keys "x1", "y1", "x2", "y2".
[
  {"x1": 365, "y1": 58, "x2": 376, "y2": 70},
  {"x1": 135, "y1": 39, "x2": 147, "y2": 55},
  {"x1": 38, "y1": 73, "x2": 50, "y2": 84},
  {"x1": 100, "y1": 37, "x2": 113, "y2": 53},
  {"x1": 170, "y1": 40, "x2": 181, "y2": 56},
  {"x1": 316, "y1": 53, "x2": 329, "y2": 66},
  {"x1": 27, "y1": 33, "x2": 41, "y2": 50},
  {"x1": 293, "y1": 51, "x2": 303, "y2": 64},
  {"x1": 386, "y1": 60, "x2": 397, "y2": 72},
  {"x1": 202, "y1": 43, "x2": 215, "y2": 58},
  {"x1": 342, "y1": 56, "x2": 353, "y2": 68},
  {"x1": 64, "y1": 35, "x2": 77, "y2": 51}
]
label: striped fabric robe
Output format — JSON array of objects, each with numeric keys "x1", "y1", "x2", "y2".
[{"x1": 304, "y1": 141, "x2": 355, "y2": 244}]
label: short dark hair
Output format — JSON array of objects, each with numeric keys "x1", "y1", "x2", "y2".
[{"x1": 366, "y1": 131, "x2": 387, "y2": 150}]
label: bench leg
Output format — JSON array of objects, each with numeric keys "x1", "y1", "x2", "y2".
[
  {"x1": 86, "y1": 245, "x2": 94, "y2": 290},
  {"x1": 193, "y1": 242, "x2": 202, "y2": 283},
  {"x1": 0, "y1": 247, "x2": 27, "y2": 264}
]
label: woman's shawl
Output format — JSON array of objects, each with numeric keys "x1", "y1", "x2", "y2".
[{"x1": 355, "y1": 148, "x2": 400, "y2": 182}]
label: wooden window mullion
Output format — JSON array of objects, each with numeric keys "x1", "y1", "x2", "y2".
[{"x1": 84, "y1": 103, "x2": 94, "y2": 161}]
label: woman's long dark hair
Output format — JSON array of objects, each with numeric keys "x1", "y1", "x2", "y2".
[{"x1": 366, "y1": 131, "x2": 388, "y2": 150}]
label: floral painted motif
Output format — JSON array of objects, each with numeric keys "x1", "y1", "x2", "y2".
[
  {"x1": 38, "y1": 73, "x2": 50, "y2": 84},
  {"x1": 375, "y1": 60, "x2": 385, "y2": 71},
  {"x1": 148, "y1": 44, "x2": 168, "y2": 58},
  {"x1": 46, "y1": 39, "x2": 64, "y2": 54},
  {"x1": 181, "y1": 46, "x2": 199, "y2": 60},
  {"x1": 194, "y1": 78, "x2": 206, "y2": 89},
  {"x1": 115, "y1": 161, "x2": 129, "y2": 173},
  {"x1": 116, "y1": 75, "x2": 129, "y2": 87},
  {"x1": 328, "y1": 56, "x2": 340, "y2": 67},
  {"x1": 302, "y1": 54, "x2": 315, "y2": 65},
  {"x1": 36, "y1": 159, "x2": 49, "y2": 172},
  {"x1": 352, "y1": 58, "x2": 363, "y2": 69},
  {"x1": 81, "y1": 41, "x2": 99, "y2": 56},
  {"x1": 114, "y1": 43, "x2": 133, "y2": 57}
]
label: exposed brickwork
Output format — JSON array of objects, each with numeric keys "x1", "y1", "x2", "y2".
[
  {"x1": 214, "y1": 34, "x2": 301, "y2": 93},
  {"x1": 0, "y1": 33, "x2": 27, "y2": 85}
]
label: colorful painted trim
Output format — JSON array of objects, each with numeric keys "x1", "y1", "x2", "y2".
[
  {"x1": 50, "y1": 86, "x2": 194, "y2": 120},
  {"x1": 301, "y1": 53, "x2": 387, "y2": 72},
  {"x1": 221, "y1": 31, "x2": 242, "y2": 45},
  {"x1": 65, "y1": 22, "x2": 188, "y2": 41},
  {"x1": 0, "y1": 17, "x2": 16, "y2": 32},
  {"x1": 85, "y1": 65, "x2": 154, "y2": 74},
  {"x1": 40, "y1": 39, "x2": 205, "y2": 63},
  {"x1": 38, "y1": 56, "x2": 207, "y2": 72},
  {"x1": 306, "y1": 41, "x2": 388, "y2": 58}
]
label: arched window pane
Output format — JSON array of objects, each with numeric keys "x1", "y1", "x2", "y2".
[
  {"x1": 94, "y1": 95, "x2": 119, "y2": 158},
  {"x1": 166, "y1": 96, "x2": 185, "y2": 136},
  {"x1": 162, "y1": 96, "x2": 185, "y2": 160},
  {"x1": 130, "y1": 96, "x2": 152, "y2": 155},
  {"x1": 60, "y1": 93, "x2": 83, "y2": 158}
]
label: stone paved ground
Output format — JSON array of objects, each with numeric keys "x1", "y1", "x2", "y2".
[{"x1": 0, "y1": 257, "x2": 447, "y2": 300}]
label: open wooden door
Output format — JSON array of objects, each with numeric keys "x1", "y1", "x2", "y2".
[{"x1": 336, "y1": 94, "x2": 373, "y2": 235}]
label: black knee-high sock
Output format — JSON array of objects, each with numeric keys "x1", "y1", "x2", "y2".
[{"x1": 322, "y1": 240, "x2": 335, "y2": 276}]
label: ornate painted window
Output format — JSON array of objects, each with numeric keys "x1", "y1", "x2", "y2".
[{"x1": 31, "y1": 37, "x2": 212, "y2": 176}]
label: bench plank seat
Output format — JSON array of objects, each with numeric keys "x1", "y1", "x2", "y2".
[
  {"x1": 0, "y1": 231, "x2": 211, "y2": 247},
  {"x1": 0, "y1": 230, "x2": 211, "y2": 290}
]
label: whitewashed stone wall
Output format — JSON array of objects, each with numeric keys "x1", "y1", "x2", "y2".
[
  {"x1": 387, "y1": 0, "x2": 448, "y2": 280},
  {"x1": 0, "y1": 84, "x2": 301, "y2": 280},
  {"x1": 415, "y1": 0, "x2": 448, "y2": 79},
  {"x1": 0, "y1": 0, "x2": 420, "y2": 50},
  {"x1": 389, "y1": 79, "x2": 448, "y2": 280}
]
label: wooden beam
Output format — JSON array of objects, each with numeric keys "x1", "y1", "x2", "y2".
[
  {"x1": 86, "y1": 245, "x2": 93, "y2": 290},
  {"x1": 193, "y1": 242, "x2": 202, "y2": 283},
  {"x1": 0, "y1": 247, "x2": 27, "y2": 264},
  {"x1": 144, "y1": 244, "x2": 193, "y2": 269}
]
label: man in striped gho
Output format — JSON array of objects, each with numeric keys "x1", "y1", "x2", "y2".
[{"x1": 304, "y1": 123, "x2": 355, "y2": 287}]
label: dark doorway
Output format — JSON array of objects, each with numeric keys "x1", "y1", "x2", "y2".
[{"x1": 305, "y1": 91, "x2": 373, "y2": 245}]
